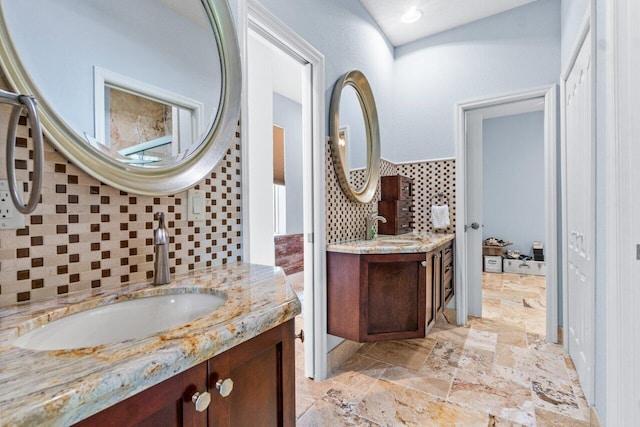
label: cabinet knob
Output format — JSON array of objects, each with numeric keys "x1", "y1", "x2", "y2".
[
  {"x1": 295, "y1": 329, "x2": 305, "y2": 342},
  {"x1": 192, "y1": 391, "x2": 211, "y2": 412},
  {"x1": 421, "y1": 261, "x2": 427, "y2": 267},
  {"x1": 216, "y1": 378, "x2": 234, "y2": 397}
]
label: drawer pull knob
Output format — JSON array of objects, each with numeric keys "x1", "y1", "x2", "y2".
[
  {"x1": 192, "y1": 391, "x2": 212, "y2": 412},
  {"x1": 421, "y1": 261, "x2": 427, "y2": 267},
  {"x1": 295, "y1": 329, "x2": 305, "y2": 342},
  {"x1": 216, "y1": 378, "x2": 234, "y2": 397}
]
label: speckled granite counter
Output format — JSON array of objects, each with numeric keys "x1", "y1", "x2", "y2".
[
  {"x1": 327, "y1": 231, "x2": 454, "y2": 254},
  {"x1": 0, "y1": 263, "x2": 301, "y2": 426}
]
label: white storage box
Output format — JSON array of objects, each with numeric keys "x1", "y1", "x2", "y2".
[
  {"x1": 503, "y1": 259, "x2": 546, "y2": 276},
  {"x1": 484, "y1": 256, "x2": 503, "y2": 273}
]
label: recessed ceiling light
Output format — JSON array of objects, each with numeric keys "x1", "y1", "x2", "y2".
[{"x1": 401, "y1": 6, "x2": 423, "y2": 24}]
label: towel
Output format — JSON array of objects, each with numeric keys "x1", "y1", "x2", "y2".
[{"x1": 431, "y1": 205, "x2": 450, "y2": 229}]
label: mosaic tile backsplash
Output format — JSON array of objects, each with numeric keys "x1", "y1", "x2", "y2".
[
  {"x1": 325, "y1": 143, "x2": 456, "y2": 243},
  {"x1": 0, "y1": 77, "x2": 242, "y2": 307}
]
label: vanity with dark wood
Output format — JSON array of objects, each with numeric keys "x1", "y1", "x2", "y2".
[{"x1": 327, "y1": 232, "x2": 455, "y2": 342}]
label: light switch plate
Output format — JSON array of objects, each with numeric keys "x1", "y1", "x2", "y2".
[
  {"x1": 0, "y1": 179, "x2": 25, "y2": 230},
  {"x1": 187, "y1": 189, "x2": 205, "y2": 221}
]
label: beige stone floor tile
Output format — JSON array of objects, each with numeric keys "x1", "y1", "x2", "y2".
[
  {"x1": 457, "y1": 346, "x2": 495, "y2": 375},
  {"x1": 296, "y1": 381, "x2": 379, "y2": 426},
  {"x1": 449, "y1": 369, "x2": 536, "y2": 426},
  {"x1": 495, "y1": 344, "x2": 532, "y2": 372},
  {"x1": 329, "y1": 354, "x2": 389, "y2": 391},
  {"x1": 528, "y1": 350, "x2": 570, "y2": 382},
  {"x1": 534, "y1": 408, "x2": 589, "y2": 427},
  {"x1": 357, "y1": 379, "x2": 489, "y2": 427},
  {"x1": 531, "y1": 375, "x2": 585, "y2": 420},
  {"x1": 382, "y1": 364, "x2": 454, "y2": 399},
  {"x1": 429, "y1": 325, "x2": 470, "y2": 345},
  {"x1": 523, "y1": 298, "x2": 545, "y2": 310},
  {"x1": 465, "y1": 328, "x2": 498, "y2": 352},
  {"x1": 295, "y1": 367, "x2": 334, "y2": 419},
  {"x1": 365, "y1": 340, "x2": 431, "y2": 371},
  {"x1": 489, "y1": 415, "x2": 529, "y2": 426},
  {"x1": 428, "y1": 340, "x2": 465, "y2": 368},
  {"x1": 497, "y1": 329, "x2": 528, "y2": 348},
  {"x1": 492, "y1": 364, "x2": 531, "y2": 388}
]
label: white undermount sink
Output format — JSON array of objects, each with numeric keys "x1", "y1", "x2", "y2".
[{"x1": 13, "y1": 292, "x2": 227, "y2": 351}]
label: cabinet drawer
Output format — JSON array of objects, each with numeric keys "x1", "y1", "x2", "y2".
[
  {"x1": 379, "y1": 214, "x2": 413, "y2": 235},
  {"x1": 378, "y1": 200, "x2": 413, "y2": 219},
  {"x1": 381, "y1": 175, "x2": 413, "y2": 201}
]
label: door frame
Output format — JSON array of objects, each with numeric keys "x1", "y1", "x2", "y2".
[
  {"x1": 455, "y1": 85, "x2": 559, "y2": 342},
  {"x1": 606, "y1": 0, "x2": 639, "y2": 421},
  {"x1": 238, "y1": 0, "x2": 328, "y2": 380},
  {"x1": 560, "y1": 7, "x2": 596, "y2": 405}
]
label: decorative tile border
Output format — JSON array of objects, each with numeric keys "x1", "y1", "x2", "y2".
[{"x1": 0, "y1": 78, "x2": 242, "y2": 307}]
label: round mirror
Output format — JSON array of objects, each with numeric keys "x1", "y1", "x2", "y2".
[
  {"x1": 0, "y1": 0, "x2": 241, "y2": 195},
  {"x1": 329, "y1": 70, "x2": 380, "y2": 203}
]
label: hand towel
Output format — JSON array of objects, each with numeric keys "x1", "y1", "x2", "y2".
[{"x1": 431, "y1": 205, "x2": 450, "y2": 229}]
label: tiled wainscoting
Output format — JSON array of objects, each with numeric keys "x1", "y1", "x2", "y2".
[
  {"x1": 325, "y1": 150, "x2": 456, "y2": 244},
  {"x1": 0, "y1": 76, "x2": 242, "y2": 307}
]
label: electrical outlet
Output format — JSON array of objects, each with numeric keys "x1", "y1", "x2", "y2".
[{"x1": 0, "y1": 180, "x2": 25, "y2": 230}]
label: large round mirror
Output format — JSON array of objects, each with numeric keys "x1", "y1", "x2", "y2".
[
  {"x1": 0, "y1": 0, "x2": 241, "y2": 195},
  {"x1": 329, "y1": 70, "x2": 380, "y2": 203}
]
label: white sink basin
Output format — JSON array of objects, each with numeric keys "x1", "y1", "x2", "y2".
[{"x1": 13, "y1": 293, "x2": 226, "y2": 351}]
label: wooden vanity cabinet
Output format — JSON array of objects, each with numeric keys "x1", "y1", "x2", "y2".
[
  {"x1": 74, "y1": 320, "x2": 295, "y2": 427},
  {"x1": 428, "y1": 240, "x2": 455, "y2": 316},
  {"x1": 327, "y1": 252, "x2": 427, "y2": 342}
]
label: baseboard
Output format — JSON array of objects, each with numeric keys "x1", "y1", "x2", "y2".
[
  {"x1": 557, "y1": 326, "x2": 564, "y2": 345},
  {"x1": 590, "y1": 406, "x2": 602, "y2": 427},
  {"x1": 327, "y1": 339, "x2": 363, "y2": 374}
]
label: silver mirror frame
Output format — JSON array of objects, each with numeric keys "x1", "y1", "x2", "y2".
[
  {"x1": 329, "y1": 69, "x2": 380, "y2": 204},
  {"x1": 0, "y1": 0, "x2": 241, "y2": 196}
]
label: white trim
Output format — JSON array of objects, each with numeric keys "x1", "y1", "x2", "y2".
[
  {"x1": 240, "y1": 0, "x2": 328, "y2": 381},
  {"x1": 455, "y1": 85, "x2": 559, "y2": 342},
  {"x1": 388, "y1": 156, "x2": 456, "y2": 166},
  {"x1": 606, "y1": 0, "x2": 639, "y2": 422},
  {"x1": 93, "y1": 66, "x2": 204, "y2": 145}
]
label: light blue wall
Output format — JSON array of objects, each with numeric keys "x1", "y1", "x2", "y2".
[
  {"x1": 3, "y1": 0, "x2": 221, "y2": 139},
  {"x1": 273, "y1": 94, "x2": 304, "y2": 235},
  {"x1": 254, "y1": 0, "x2": 396, "y2": 160},
  {"x1": 482, "y1": 112, "x2": 545, "y2": 254},
  {"x1": 393, "y1": 0, "x2": 561, "y2": 162}
]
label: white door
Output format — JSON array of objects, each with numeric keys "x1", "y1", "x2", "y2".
[
  {"x1": 465, "y1": 111, "x2": 483, "y2": 317},
  {"x1": 564, "y1": 28, "x2": 594, "y2": 403}
]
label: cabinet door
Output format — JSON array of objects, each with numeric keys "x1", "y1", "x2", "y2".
[
  {"x1": 425, "y1": 252, "x2": 435, "y2": 330},
  {"x1": 362, "y1": 253, "x2": 426, "y2": 341},
  {"x1": 73, "y1": 363, "x2": 208, "y2": 427},
  {"x1": 208, "y1": 320, "x2": 295, "y2": 427},
  {"x1": 432, "y1": 249, "x2": 443, "y2": 313}
]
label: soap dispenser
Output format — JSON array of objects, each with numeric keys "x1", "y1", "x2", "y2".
[{"x1": 153, "y1": 212, "x2": 170, "y2": 285}]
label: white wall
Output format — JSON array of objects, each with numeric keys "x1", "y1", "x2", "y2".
[
  {"x1": 393, "y1": 0, "x2": 561, "y2": 162},
  {"x1": 3, "y1": 0, "x2": 221, "y2": 139},
  {"x1": 483, "y1": 112, "x2": 545, "y2": 254},
  {"x1": 273, "y1": 94, "x2": 304, "y2": 234}
]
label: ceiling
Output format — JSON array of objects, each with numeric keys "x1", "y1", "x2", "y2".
[{"x1": 359, "y1": 0, "x2": 538, "y2": 46}]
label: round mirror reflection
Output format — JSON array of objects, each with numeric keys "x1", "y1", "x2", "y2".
[
  {"x1": 329, "y1": 70, "x2": 380, "y2": 204},
  {"x1": 1, "y1": 0, "x2": 222, "y2": 167}
]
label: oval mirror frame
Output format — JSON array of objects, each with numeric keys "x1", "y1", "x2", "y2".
[
  {"x1": 329, "y1": 70, "x2": 380, "y2": 204},
  {"x1": 0, "y1": 0, "x2": 241, "y2": 196}
]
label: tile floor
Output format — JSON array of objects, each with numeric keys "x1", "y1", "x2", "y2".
[{"x1": 290, "y1": 271, "x2": 592, "y2": 426}]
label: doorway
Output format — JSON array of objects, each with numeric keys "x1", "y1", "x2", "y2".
[
  {"x1": 455, "y1": 86, "x2": 559, "y2": 343},
  {"x1": 240, "y1": 0, "x2": 327, "y2": 380}
]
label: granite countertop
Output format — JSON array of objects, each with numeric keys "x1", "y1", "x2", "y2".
[
  {"x1": 327, "y1": 231, "x2": 455, "y2": 255},
  {"x1": 0, "y1": 263, "x2": 301, "y2": 426}
]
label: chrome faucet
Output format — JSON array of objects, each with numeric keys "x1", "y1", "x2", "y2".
[
  {"x1": 153, "y1": 212, "x2": 170, "y2": 285},
  {"x1": 365, "y1": 213, "x2": 387, "y2": 240}
]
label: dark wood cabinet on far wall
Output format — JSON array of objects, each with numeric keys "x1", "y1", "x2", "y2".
[
  {"x1": 74, "y1": 320, "x2": 295, "y2": 427},
  {"x1": 378, "y1": 175, "x2": 414, "y2": 235}
]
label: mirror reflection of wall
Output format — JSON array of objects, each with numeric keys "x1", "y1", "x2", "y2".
[
  {"x1": 338, "y1": 85, "x2": 368, "y2": 190},
  {"x1": 273, "y1": 94, "x2": 303, "y2": 236},
  {"x1": 2, "y1": 0, "x2": 222, "y2": 163}
]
